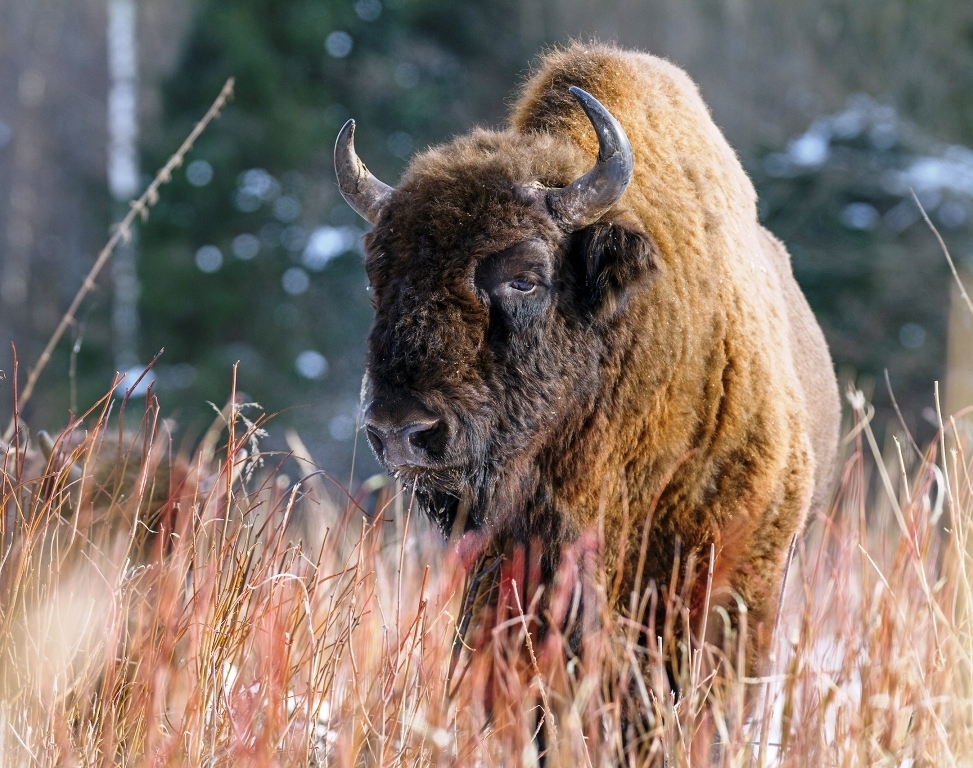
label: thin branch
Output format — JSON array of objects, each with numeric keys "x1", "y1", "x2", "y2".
[
  {"x1": 912, "y1": 188, "x2": 973, "y2": 317},
  {"x1": 885, "y1": 368, "x2": 922, "y2": 460},
  {"x1": 4, "y1": 77, "x2": 235, "y2": 441}
]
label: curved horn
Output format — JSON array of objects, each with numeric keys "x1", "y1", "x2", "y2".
[
  {"x1": 546, "y1": 87, "x2": 634, "y2": 230},
  {"x1": 334, "y1": 119, "x2": 394, "y2": 224}
]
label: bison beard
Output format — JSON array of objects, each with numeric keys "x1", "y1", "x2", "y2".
[{"x1": 334, "y1": 42, "x2": 840, "y2": 718}]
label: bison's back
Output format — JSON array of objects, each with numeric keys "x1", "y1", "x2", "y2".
[{"x1": 513, "y1": 43, "x2": 840, "y2": 664}]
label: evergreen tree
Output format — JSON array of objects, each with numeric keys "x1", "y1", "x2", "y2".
[
  {"x1": 751, "y1": 94, "x2": 973, "y2": 441},
  {"x1": 139, "y1": 0, "x2": 533, "y2": 477}
]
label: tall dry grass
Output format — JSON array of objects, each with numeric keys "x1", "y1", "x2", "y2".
[
  {"x1": 1, "y1": 74, "x2": 970, "y2": 767},
  {"x1": 0, "y1": 363, "x2": 970, "y2": 766}
]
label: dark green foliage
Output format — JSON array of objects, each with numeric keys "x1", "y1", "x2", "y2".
[
  {"x1": 751, "y1": 97, "x2": 973, "y2": 441},
  {"x1": 138, "y1": 0, "x2": 534, "y2": 475}
]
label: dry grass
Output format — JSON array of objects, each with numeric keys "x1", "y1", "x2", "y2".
[
  {"x1": 1, "y1": 74, "x2": 970, "y2": 768},
  {"x1": 0, "y1": 366, "x2": 970, "y2": 767}
]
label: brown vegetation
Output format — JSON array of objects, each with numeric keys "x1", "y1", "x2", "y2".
[
  {"x1": 0, "y1": 374, "x2": 969, "y2": 765},
  {"x1": 0, "y1": 37, "x2": 968, "y2": 765}
]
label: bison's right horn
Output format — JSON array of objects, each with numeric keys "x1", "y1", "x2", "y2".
[
  {"x1": 546, "y1": 86, "x2": 634, "y2": 230},
  {"x1": 334, "y1": 119, "x2": 394, "y2": 225}
]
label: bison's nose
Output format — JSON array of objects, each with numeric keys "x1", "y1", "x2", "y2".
[{"x1": 363, "y1": 399, "x2": 448, "y2": 470}]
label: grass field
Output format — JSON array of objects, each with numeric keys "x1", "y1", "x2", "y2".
[
  {"x1": 3, "y1": 71, "x2": 970, "y2": 766},
  {"x1": 0, "y1": 369, "x2": 970, "y2": 767}
]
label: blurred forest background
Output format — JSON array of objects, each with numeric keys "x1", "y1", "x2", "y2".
[{"x1": 2, "y1": 0, "x2": 973, "y2": 486}]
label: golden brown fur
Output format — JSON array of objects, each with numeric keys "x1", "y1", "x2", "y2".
[
  {"x1": 510, "y1": 44, "x2": 840, "y2": 661},
  {"x1": 357, "y1": 43, "x2": 840, "y2": 681}
]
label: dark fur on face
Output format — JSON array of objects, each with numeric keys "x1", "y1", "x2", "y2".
[{"x1": 363, "y1": 130, "x2": 656, "y2": 559}]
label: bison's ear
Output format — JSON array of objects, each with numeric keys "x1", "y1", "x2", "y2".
[{"x1": 571, "y1": 220, "x2": 657, "y2": 317}]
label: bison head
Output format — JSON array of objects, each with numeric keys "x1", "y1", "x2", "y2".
[{"x1": 335, "y1": 89, "x2": 655, "y2": 545}]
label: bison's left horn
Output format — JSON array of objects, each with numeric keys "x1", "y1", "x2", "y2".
[
  {"x1": 546, "y1": 86, "x2": 634, "y2": 230},
  {"x1": 335, "y1": 119, "x2": 394, "y2": 224}
]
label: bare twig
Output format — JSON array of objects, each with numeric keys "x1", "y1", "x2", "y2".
[
  {"x1": 912, "y1": 188, "x2": 973, "y2": 318},
  {"x1": 885, "y1": 368, "x2": 922, "y2": 460},
  {"x1": 3, "y1": 77, "x2": 235, "y2": 442},
  {"x1": 511, "y1": 578, "x2": 559, "y2": 750},
  {"x1": 757, "y1": 533, "x2": 797, "y2": 767}
]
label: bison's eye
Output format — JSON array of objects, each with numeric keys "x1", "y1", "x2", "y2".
[
  {"x1": 491, "y1": 273, "x2": 546, "y2": 303},
  {"x1": 476, "y1": 241, "x2": 551, "y2": 305}
]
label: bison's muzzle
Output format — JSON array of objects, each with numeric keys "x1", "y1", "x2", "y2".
[{"x1": 363, "y1": 396, "x2": 452, "y2": 471}]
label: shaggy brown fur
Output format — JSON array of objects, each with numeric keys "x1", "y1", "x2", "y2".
[{"x1": 354, "y1": 43, "x2": 840, "y2": 681}]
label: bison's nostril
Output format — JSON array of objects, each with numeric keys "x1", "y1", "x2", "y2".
[
  {"x1": 404, "y1": 420, "x2": 443, "y2": 453},
  {"x1": 365, "y1": 426, "x2": 385, "y2": 458},
  {"x1": 362, "y1": 400, "x2": 448, "y2": 470}
]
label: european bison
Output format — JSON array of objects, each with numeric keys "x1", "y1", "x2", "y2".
[{"x1": 334, "y1": 43, "x2": 840, "y2": 677}]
